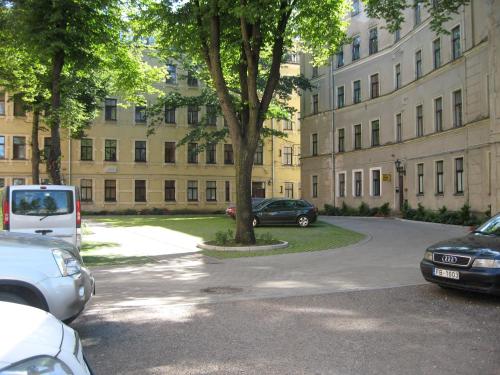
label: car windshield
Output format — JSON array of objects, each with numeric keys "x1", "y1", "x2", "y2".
[
  {"x1": 253, "y1": 199, "x2": 268, "y2": 209},
  {"x1": 12, "y1": 190, "x2": 74, "y2": 216},
  {"x1": 475, "y1": 215, "x2": 500, "y2": 236}
]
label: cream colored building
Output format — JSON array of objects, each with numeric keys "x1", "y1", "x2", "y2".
[
  {"x1": 0, "y1": 61, "x2": 301, "y2": 212},
  {"x1": 301, "y1": 0, "x2": 500, "y2": 214}
]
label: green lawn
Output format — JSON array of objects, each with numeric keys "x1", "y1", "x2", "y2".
[{"x1": 88, "y1": 215, "x2": 364, "y2": 259}]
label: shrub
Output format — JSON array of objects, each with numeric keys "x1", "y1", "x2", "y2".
[
  {"x1": 259, "y1": 232, "x2": 276, "y2": 243},
  {"x1": 358, "y1": 202, "x2": 370, "y2": 216},
  {"x1": 378, "y1": 202, "x2": 391, "y2": 217},
  {"x1": 214, "y1": 229, "x2": 234, "y2": 245},
  {"x1": 324, "y1": 204, "x2": 341, "y2": 216}
]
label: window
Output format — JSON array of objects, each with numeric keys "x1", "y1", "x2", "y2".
[
  {"x1": 135, "y1": 141, "x2": 146, "y2": 162},
  {"x1": 312, "y1": 66, "x2": 319, "y2": 78},
  {"x1": 369, "y1": 28, "x2": 378, "y2": 55},
  {"x1": 254, "y1": 142, "x2": 263, "y2": 165},
  {"x1": 166, "y1": 64, "x2": 177, "y2": 84},
  {"x1": 165, "y1": 105, "x2": 176, "y2": 124},
  {"x1": 104, "y1": 139, "x2": 117, "y2": 161},
  {"x1": 338, "y1": 173, "x2": 345, "y2": 197},
  {"x1": 187, "y1": 181, "x2": 198, "y2": 201},
  {"x1": 371, "y1": 120, "x2": 380, "y2": 146},
  {"x1": 13, "y1": 95, "x2": 25, "y2": 117},
  {"x1": 206, "y1": 143, "x2": 216, "y2": 164},
  {"x1": 394, "y1": 28, "x2": 401, "y2": 43},
  {"x1": 80, "y1": 179, "x2": 93, "y2": 202},
  {"x1": 395, "y1": 64, "x2": 401, "y2": 89},
  {"x1": 135, "y1": 106, "x2": 147, "y2": 123},
  {"x1": 188, "y1": 105, "x2": 199, "y2": 125},
  {"x1": 164, "y1": 141, "x2": 176, "y2": 163},
  {"x1": 43, "y1": 138, "x2": 51, "y2": 160},
  {"x1": 312, "y1": 94, "x2": 319, "y2": 114},
  {"x1": 0, "y1": 136, "x2": 4, "y2": 159},
  {"x1": 207, "y1": 105, "x2": 217, "y2": 126},
  {"x1": 396, "y1": 113, "x2": 402, "y2": 142},
  {"x1": 453, "y1": 89, "x2": 462, "y2": 127},
  {"x1": 452, "y1": 26, "x2": 461, "y2": 59},
  {"x1": 370, "y1": 74, "x2": 379, "y2": 99},
  {"x1": 105, "y1": 99, "x2": 117, "y2": 121},
  {"x1": 416, "y1": 105, "x2": 424, "y2": 137},
  {"x1": 224, "y1": 144, "x2": 234, "y2": 164},
  {"x1": 337, "y1": 86, "x2": 345, "y2": 108},
  {"x1": 354, "y1": 124, "x2": 362, "y2": 149},
  {"x1": 135, "y1": 180, "x2": 146, "y2": 202},
  {"x1": 417, "y1": 163, "x2": 424, "y2": 195},
  {"x1": 206, "y1": 181, "x2": 217, "y2": 201},
  {"x1": 312, "y1": 133, "x2": 318, "y2": 156},
  {"x1": 455, "y1": 157, "x2": 464, "y2": 194},
  {"x1": 352, "y1": 35, "x2": 360, "y2": 61},
  {"x1": 283, "y1": 146, "x2": 293, "y2": 165},
  {"x1": 188, "y1": 143, "x2": 198, "y2": 164},
  {"x1": 414, "y1": 0, "x2": 422, "y2": 26},
  {"x1": 0, "y1": 178, "x2": 4, "y2": 188},
  {"x1": 165, "y1": 180, "x2": 176, "y2": 201},
  {"x1": 284, "y1": 182, "x2": 294, "y2": 198},
  {"x1": 336, "y1": 49, "x2": 344, "y2": 68},
  {"x1": 415, "y1": 50, "x2": 422, "y2": 79},
  {"x1": 12, "y1": 178, "x2": 25, "y2": 185},
  {"x1": 352, "y1": 0, "x2": 360, "y2": 15},
  {"x1": 312, "y1": 176, "x2": 318, "y2": 198},
  {"x1": 338, "y1": 128, "x2": 345, "y2": 152},
  {"x1": 434, "y1": 97, "x2": 443, "y2": 132},
  {"x1": 433, "y1": 38, "x2": 441, "y2": 69},
  {"x1": 13, "y1": 136, "x2": 26, "y2": 160},
  {"x1": 354, "y1": 171, "x2": 362, "y2": 197},
  {"x1": 225, "y1": 181, "x2": 230, "y2": 202},
  {"x1": 187, "y1": 71, "x2": 198, "y2": 87},
  {"x1": 353, "y1": 80, "x2": 361, "y2": 103},
  {"x1": 436, "y1": 161, "x2": 444, "y2": 194},
  {"x1": 251, "y1": 181, "x2": 265, "y2": 198},
  {"x1": 371, "y1": 169, "x2": 381, "y2": 196},
  {"x1": 283, "y1": 119, "x2": 293, "y2": 130},
  {"x1": 104, "y1": 180, "x2": 116, "y2": 202},
  {"x1": 0, "y1": 92, "x2": 5, "y2": 115},
  {"x1": 81, "y1": 138, "x2": 93, "y2": 161}
]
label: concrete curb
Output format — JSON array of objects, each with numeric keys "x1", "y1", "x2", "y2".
[{"x1": 197, "y1": 240, "x2": 289, "y2": 252}]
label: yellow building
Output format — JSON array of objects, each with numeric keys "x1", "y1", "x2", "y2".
[{"x1": 0, "y1": 60, "x2": 301, "y2": 212}]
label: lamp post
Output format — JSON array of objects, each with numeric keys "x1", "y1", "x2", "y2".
[{"x1": 395, "y1": 159, "x2": 406, "y2": 211}]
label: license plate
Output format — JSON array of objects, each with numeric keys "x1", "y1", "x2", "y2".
[{"x1": 433, "y1": 267, "x2": 459, "y2": 280}]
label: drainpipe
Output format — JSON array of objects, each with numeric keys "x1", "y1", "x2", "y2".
[
  {"x1": 329, "y1": 56, "x2": 336, "y2": 208},
  {"x1": 271, "y1": 118, "x2": 275, "y2": 198}
]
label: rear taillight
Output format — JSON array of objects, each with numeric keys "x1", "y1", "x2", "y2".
[
  {"x1": 76, "y1": 199, "x2": 81, "y2": 228},
  {"x1": 2, "y1": 199, "x2": 9, "y2": 230}
]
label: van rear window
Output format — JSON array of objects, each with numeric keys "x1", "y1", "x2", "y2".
[{"x1": 12, "y1": 190, "x2": 74, "y2": 216}]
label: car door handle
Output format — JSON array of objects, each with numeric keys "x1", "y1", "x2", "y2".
[{"x1": 35, "y1": 230, "x2": 53, "y2": 235}]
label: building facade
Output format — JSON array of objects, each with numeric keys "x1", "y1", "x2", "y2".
[
  {"x1": 301, "y1": 0, "x2": 500, "y2": 214},
  {"x1": 0, "y1": 61, "x2": 301, "y2": 212}
]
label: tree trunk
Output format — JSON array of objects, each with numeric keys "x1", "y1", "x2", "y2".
[
  {"x1": 31, "y1": 107, "x2": 40, "y2": 184},
  {"x1": 48, "y1": 50, "x2": 64, "y2": 184},
  {"x1": 234, "y1": 146, "x2": 256, "y2": 244}
]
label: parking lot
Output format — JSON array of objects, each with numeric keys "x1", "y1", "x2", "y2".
[{"x1": 73, "y1": 217, "x2": 500, "y2": 374}]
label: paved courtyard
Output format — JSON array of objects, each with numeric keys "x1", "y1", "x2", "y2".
[{"x1": 74, "y1": 217, "x2": 500, "y2": 374}]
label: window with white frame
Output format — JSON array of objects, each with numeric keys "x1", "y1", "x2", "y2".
[
  {"x1": 338, "y1": 172, "x2": 346, "y2": 197},
  {"x1": 371, "y1": 169, "x2": 381, "y2": 197},
  {"x1": 455, "y1": 157, "x2": 464, "y2": 194},
  {"x1": 417, "y1": 163, "x2": 424, "y2": 195},
  {"x1": 371, "y1": 120, "x2": 380, "y2": 146},
  {"x1": 416, "y1": 105, "x2": 424, "y2": 137},
  {"x1": 337, "y1": 86, "x2": 345, "y2": 108},
  {"x1": 436, "y1": 160, "x2": 444, "y2": 194},
  {"x1": 453, "y1": 89, "x2": 462, "y2": 127},
  {"x1": 283, "y1": 146, "x2": 293, "y2": 165},
  {"x1": 312, "y1": 176, "x2": 318, "y2": 198},
  {"x1": 353, "y1": 170, "x2": 363, "y2": 197},
  {"x1": 434, "y1": 97, "x2": 443, "y2": 132},
  {"x1": 206, "y1": 181, "x2": 217, "y2": 201},
  {"x1": 284, "y1": 182, "x2": 294, "y2": 198},
  {"x1": 433, "y1": 38, "x2": 441, "y2": 69},
  {"x1": 395, "y1": 64, "x2": 401, "y2": 89},
  {"x1": 396, "y1": 113, "x2": 402, "y2": 142},
  {"x1": 452, "y1": 26, "x2": 461, "y2": 59}
]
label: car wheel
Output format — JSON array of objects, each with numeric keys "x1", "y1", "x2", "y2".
[
  {"x1": 252, "y1": 217, "x2": 259, "y2": 227},
  {"x1": 0, "y1": 292, "x2": 30, "y2": 307},
  {"x1": 297, "y1": 215, "x2": 310, "y2": 227}
]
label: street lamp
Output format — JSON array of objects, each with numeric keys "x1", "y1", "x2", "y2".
[{"x1": 394, "y1": 159, "x2": 406, "y2": 211}]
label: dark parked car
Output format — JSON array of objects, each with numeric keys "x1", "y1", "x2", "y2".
[
  {"x1": 420, "y1": 213, "x2": 500, "y2": 295},
  {"x1": 225, "y1": 198, "x2": 267, "y2": 219},
  {"x1": 252, "y1": 199, "x2": 317, "y2": 227}
]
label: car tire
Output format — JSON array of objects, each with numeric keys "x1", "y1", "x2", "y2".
[
  {"x1": 297, "y1": 215, "x2": 310, "y2": 227},
  {"x1": 0, "y1": 292, "x2": 30, "y2": 307},
  {"x1": 252, "y1": 217, "x2": 259, "y2": 227}
]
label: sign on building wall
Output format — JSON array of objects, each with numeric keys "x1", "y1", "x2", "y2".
[{"x1": 382, "y1": 174, "x2": 391, "y2": 182}]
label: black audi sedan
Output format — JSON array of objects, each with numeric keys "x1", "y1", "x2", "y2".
[
  {"x1": 252, "y1": 199, "x2": 317, "y2": 227},
  {"x1": 420, "y1": 213, "x2": 500, "y2": 295}
]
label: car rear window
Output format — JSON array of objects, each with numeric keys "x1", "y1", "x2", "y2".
[{"x1": 12, "y1": 190, "x2": 74, "y2": 216}]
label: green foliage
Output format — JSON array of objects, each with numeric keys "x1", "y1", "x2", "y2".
[
  {"x1": 358, "y1": 202, "x2": 370, "y2": 216},
  {"x1": 258, "y1": 232, "x2": 277, "y2": 244},
  {"x1": 378, "y1": 203, "x2": 391, "y2": 217},
  {"x1": 402, "y1": 202, "x2": 483, "y2": 226},
  {"x1": 324, "y1": 202, "x2": 391, "y2": 217},
  {"x1": 215, "y1": 229, "x2": 234, "y2": 246}
]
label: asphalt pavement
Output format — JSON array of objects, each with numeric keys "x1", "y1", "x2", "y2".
[{"x1": 74, "y1": 217, "x2": 500, "y2": 374}]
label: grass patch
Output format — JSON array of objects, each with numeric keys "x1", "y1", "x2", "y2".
[
  {"x1": 80, "y1": 241, "x2": 153, "y2": 266},
  {"x1": 89, "y1": 215, "x2": 364, "y2": 259}
]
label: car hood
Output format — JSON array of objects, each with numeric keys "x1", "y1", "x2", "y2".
[
  {"x1": 429, "y1": 233, "x2": 500, "y2": 257},
  {"x1": 0, "y1": 231, "x2": 79, "y2": 258},
  {"x1": 0, "y1": 302, "x2": 63, "y2": 369}
]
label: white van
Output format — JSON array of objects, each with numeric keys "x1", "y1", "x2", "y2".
[{"x1": 2, "y1": 185, "x2": 81, "y2": 249}]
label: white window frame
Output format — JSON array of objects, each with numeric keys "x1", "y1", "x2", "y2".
[
  {"x1": 336, "y1": 171, "x2": 347, "y2": 198},
  {"x1": 352, "y1": 169, "x2": 364, "y2": 197},
  {"x1": 369, "y1": 167, "x2": 382, "y2": 197},
  {"x1": 370, "y1": 117, "x2": 381, "y2": 147}
]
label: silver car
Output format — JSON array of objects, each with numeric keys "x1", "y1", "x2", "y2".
[
  {"x1": 0, "y1": 301, "x2": 93, "y2": 374},
  {"x1": 0, "y1": 232, "x2": 94, "y2": 322}
]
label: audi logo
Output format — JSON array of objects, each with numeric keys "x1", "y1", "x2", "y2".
[{"x1": 442, "y1": 255, "x2": 458, "y2": 264}]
